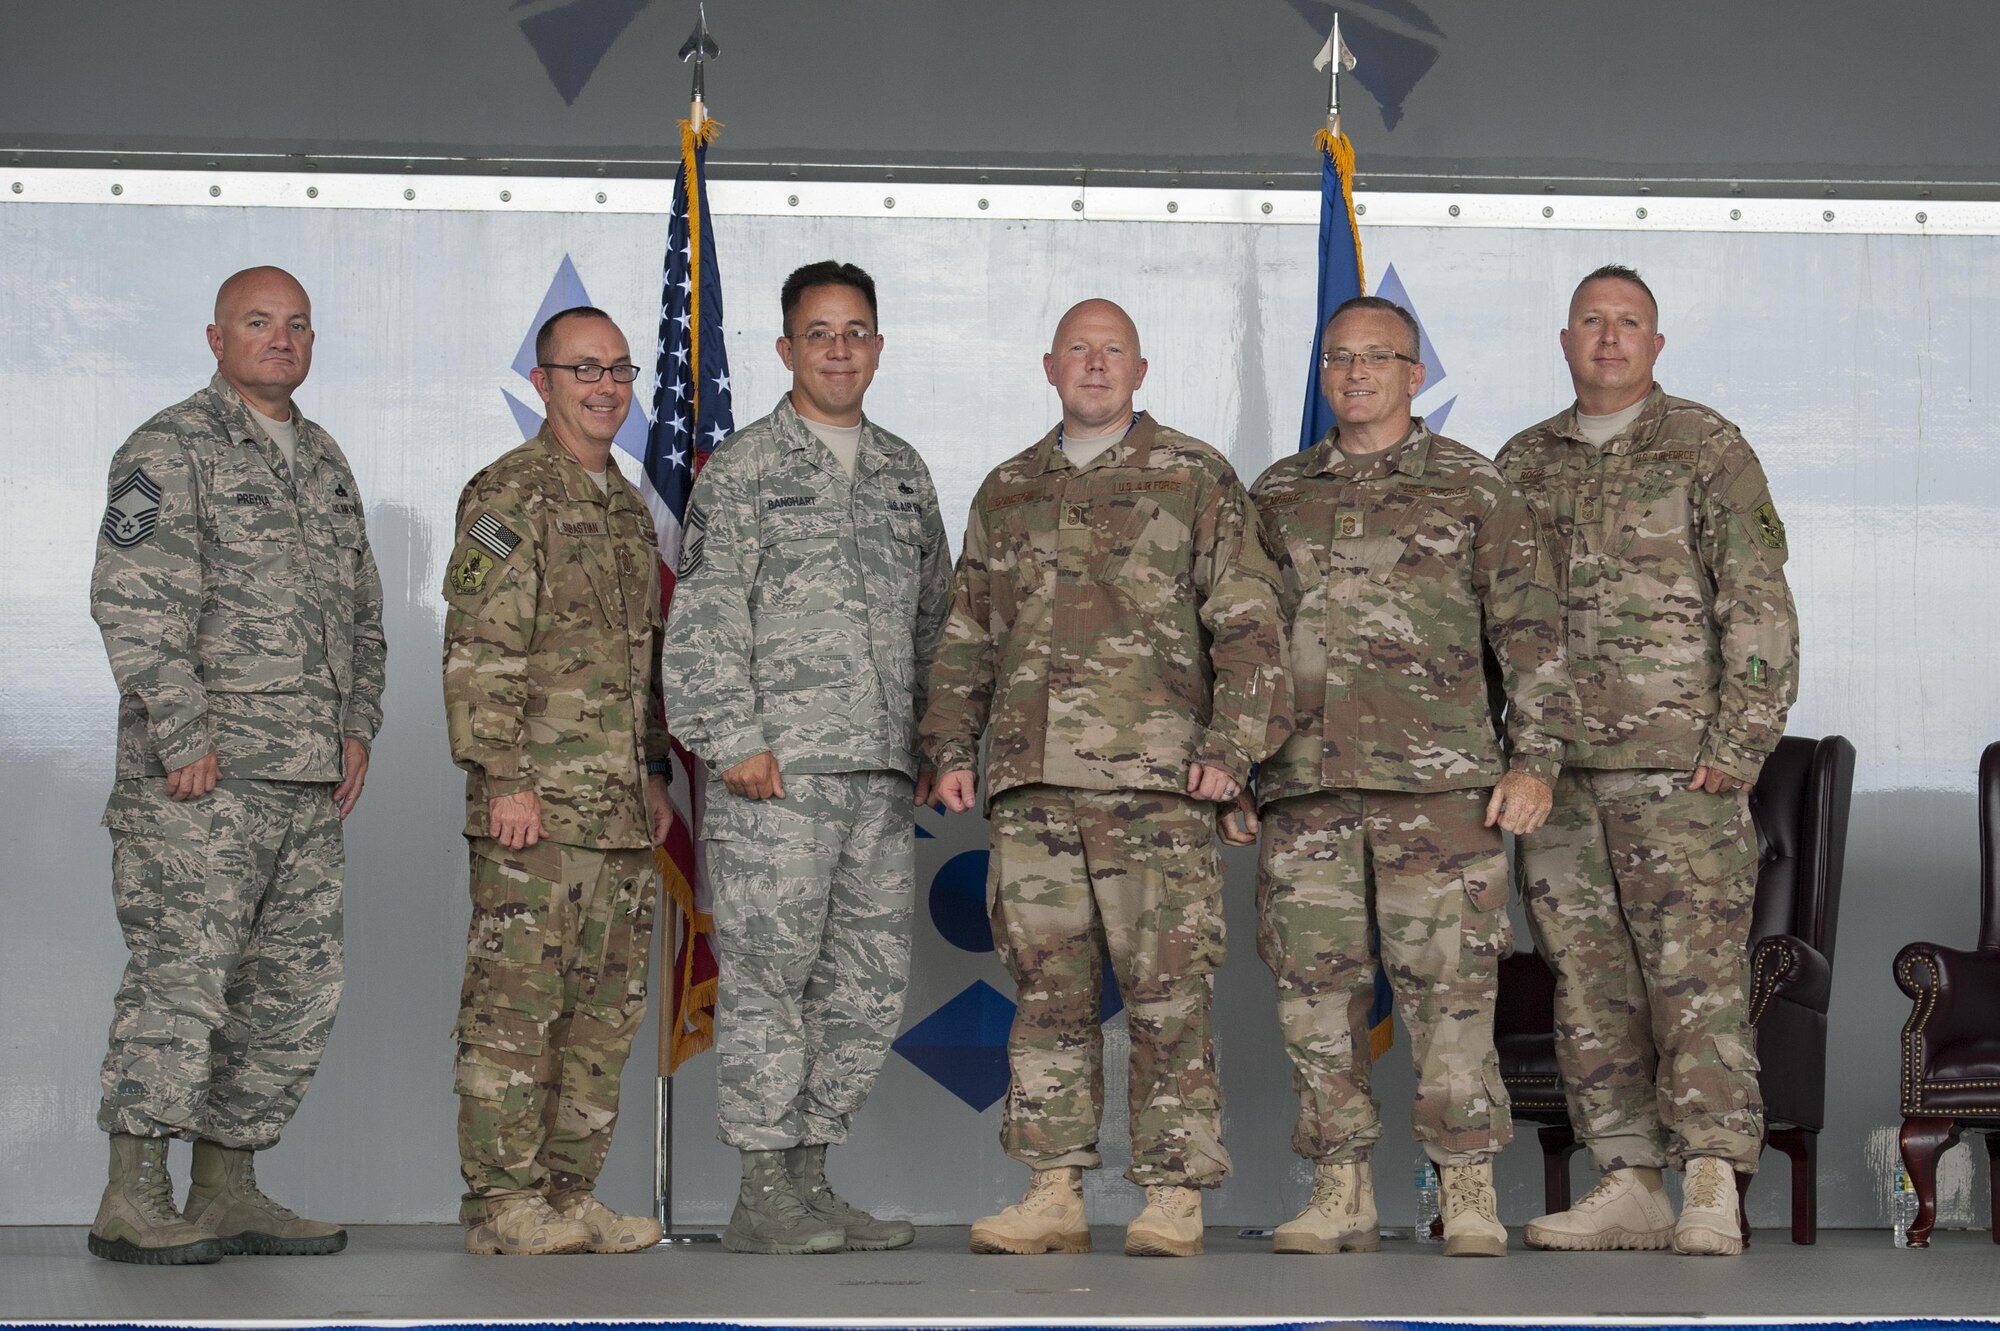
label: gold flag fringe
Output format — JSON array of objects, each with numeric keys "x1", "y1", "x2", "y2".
[{"x1": 1314, "y1": 128, "x2": 1366, "y2": 295}]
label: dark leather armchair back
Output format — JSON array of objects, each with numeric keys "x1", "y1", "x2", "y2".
[
  {"x1": 1980, "y1": 741, "x2": 2000, "y2": 951},
  {"x1": 1748, "y1": 736, "x2": 1854, "y2": 959}
]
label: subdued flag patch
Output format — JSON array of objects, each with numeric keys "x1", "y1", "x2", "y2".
[
  {"x1": 102, "y1": 468, "x2": 163, "y2": 548},
  {"x1": 469, "y1": 511, "x2": 521, "y2": 561}
]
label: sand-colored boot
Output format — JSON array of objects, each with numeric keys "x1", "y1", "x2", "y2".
[
  {"x1": 1439, "y1": 1162, "x2": 1508, "y2": 1257},
  {"x1": 1272, "y1": 1159, "x2": 1379, "y2": 1254},
  {"x1": 555, "y1": 1193, "x2": 662, "y2": 1253},
  {"x1": 1124, "y1": 1184, "x2": 1203, "y2": 1257},
  {"x1": 969, "y1": 1166, "x2": 1090, "y2": 1254},
  {"x1": 86, "y1": 1134, "x2": 224, "y2": 1266},
  {"x1": 1673, "y1": 1156, "x2": 1745, "y2": 1256},
  {"x1": 463, "y1": 1194, "x2": 593, "y2": 1255},
  {"x1": 1523, "y1": 1166, "x2": 1675, "y2": 1251},
  {"x1": 185, "y1": 1141, "x2": 346, "y2": 1256},
  {"x1": 785, "y1": 1145, "x2": 914, "y2": 1251},
  {"x1": 724, "y1": 1149, "x2": 845, "y2": 1254}
]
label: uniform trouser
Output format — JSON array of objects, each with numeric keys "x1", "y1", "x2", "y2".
[
  {"x1": 705, "y1": 771, "x2": 915, "y2": 1151},
  {"x1": 1518, "y1": 767, "x2": 1763, "y2": 1174},
  {"x1": 99, "y1": 779, "x2": 344, "y2": 1149},
  {"x1": 988, "y1": 785, "x2": 1231, "y2": 1187},
  {"x1": 1255, "y1": 787, "x2": 1513, "y2": 1168},
  {"x1": 454, "y1": 838, "x2": 656, "y2": 1224}
]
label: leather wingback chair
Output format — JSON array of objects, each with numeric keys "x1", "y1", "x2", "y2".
[
  {"x1": 1893, "y1": 739, "x2": 2000, "y2": 1247},
  {"x1": 1496, "y1": 734, "x2": 1857, "y2": 1245}
]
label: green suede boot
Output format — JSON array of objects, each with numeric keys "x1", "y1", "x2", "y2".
[
  {"x1": 87, "y1": 1134, "x2": 224, "y2": 1266},
  {"x1": 184, "y1": 1140, "x2": 347, "y2": 1255},
  {"x1": 786, "y1": 1144, "x2": 915, "y2": 1251}
]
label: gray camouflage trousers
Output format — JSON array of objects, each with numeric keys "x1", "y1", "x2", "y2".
[
  {"x1": 706, "y1": 770, "x2": 915, "y2": 1151},
  {"x1": 454, "y1": 838, "x2": 655, "y2": 1224},
  {"x1": 1519, "y1": 767, "x2": 1764, "y2": 1173},
  {"x1": 98, "y1": 779, "x2": 344, "y2": 1148},
  {"x1": 988, "y1": 786, "x2": 1231, "y2": 1187},
  {"x1": 1256, "y1": 787, "x2": 1512, "y2": 1167}
]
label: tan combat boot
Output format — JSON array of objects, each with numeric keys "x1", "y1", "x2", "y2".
[
  {"x1": 1272, "y1": 1159, "x2": 1379, "y2": 1254},
  {"x1": 1125, "y1": 1184, "x2": 1203, "y2": 1257},
  {"x1": 554, "y1": 1193, "x2": 663, "y2": 1253},
  {"x1": 185, "y1": 1141, "x2": 346, "y2": 1256},
  {"x1": 1673, "y1": 1156, "x2": 1745, "y2": 1256},
  {"x1": 464, "y1": 1194, "x2": 594, "y2": 1255},
  {"x1": 1522, "y1": 1166, "x2": 1674, "y2": 1251},
  {"x1": 87, "y1": 1134, "x2": 224, "y2": 1266},
  {"x1": 1439, "y1": 1161, "x2": 1508, "y2": 1257},
  {"x1": 969, "y1": 1166, "x2": 1090, "y2": 1254}
]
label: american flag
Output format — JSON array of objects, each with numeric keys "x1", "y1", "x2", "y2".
[{"x1": 642, "y1": 115, "x2": 732, "y2": 1073}]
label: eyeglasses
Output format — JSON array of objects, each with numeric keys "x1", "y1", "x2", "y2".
[
  {"x1": 540, "y1": 362, "x2": 641, "y2": 383},
  {"x1": 1322, "y1": 349, "x2": 1419, "y2": 369},
  {"x1": 788, "y1": 328, "x2": 879, "y2": 348}
]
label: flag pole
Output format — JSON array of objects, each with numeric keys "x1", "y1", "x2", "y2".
[{"x1": 656, "y1": 1, "x2": 723, "y2": 1246}]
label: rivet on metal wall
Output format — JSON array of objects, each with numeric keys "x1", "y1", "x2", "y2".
[
  {"x1": 884, "y1": 196, "x2": 896, "y2": 209},
  {"x1": 1261, "y1": 201, "x2": 1273, "y2": 214},
  {"x1": 111, "y1": 184, "x2": 123, "y2": 196},
  {"x1": 1730, "y1": 208, "x2": 1742, "y2": 220},
  {"x1": 8, "y1": 182, "x2": 19, "y2": 194},
  {"x1": 307, "y1": 186, "x2": 320, "y2": 199},
  {"x1": 1823, "y1": 210, "x2": 1835, "y2": 222},
  {"x1": 1448, "y1": 204, "x2": 1460, "y2": 217},
  {"x1": 1167, "y1": 201, "x2": 1179, "y2": 213},
  {"x1": 1917, "y1": 211, "x2": 1929, "y2": 224},
  {"x1": 1071, "y1": 199, "x2": 1083, "y2": 212},
  {"x1": 978, "y1": 198, "x2": 990, "y2": 210},
  {"x1": 498, "y1": 189, "x2": 511, "y2": 202},
  {"x1": 595, "y1": 192, "x2": 607, "y2": 204},
  {"x1": 1635, "y1": 207, "x2": 1648, "y2": 219},
  {"x1": 1541, "y1": 205, "x2": 1553, "y2": 218},
  {"x1": 403, "y1": 188, "x2": 415, "y2": 201},
  {"x1": 209, "y1": 185, "x2": 221, "y2": 197},
  {"x1": 1355, "y1": 203, "x2": 1366, "y2": 216},
  {"x1": 787, "y1": 194, "x2": 799, "y2": 207}
]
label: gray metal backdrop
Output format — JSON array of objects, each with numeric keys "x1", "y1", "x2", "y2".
[{"x1": 0, "y1": 176, "x2": 1995, "y2": 1232}]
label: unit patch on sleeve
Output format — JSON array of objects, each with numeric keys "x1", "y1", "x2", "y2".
[
  {"x1": 1752, "y1": 501, "x2": 1787, "y2": 551},
  {"x1": 102, "y1": 467, "x2": 163, "y2": 548},
  {"x1": 678, "y1": 502, "x2": 709, "y2": 578},
  {"x1": 468, "y1": 512, "x2": 521, "y2": 560},
  {"x1": 449, "y1": 547, "x2": 495, "y2": 596}
]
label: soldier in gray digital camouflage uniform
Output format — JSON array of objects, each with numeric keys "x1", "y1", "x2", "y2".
[
  {"x1": 1499, "y1": 266, "x2": 1799, "y2": 1257},
  {"x1": 88, "y1": 267, "x2": 384, "y2": 1265},
  {"x1": 443, "y1": 307, "x2": 674, "y2": 1257},
  {"x1": 661, "y1": 261, "x2": 951, "y2": 1255},
  {"x1": 1227, "y1": 296, "x2": 1573, "y2": 1258},
  {"x1": 922, "y1": 299, "x2": 1291, "y2": 1259}
]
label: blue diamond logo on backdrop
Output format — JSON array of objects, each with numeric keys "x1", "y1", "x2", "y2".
[
  {"x1": 505, "y1": 256, "x2": 653, "y2": 458},
  {"x1": 515, "y1": 0, "x2": 651, "y2": 106},
  {"x1": 892, "y1": 980, "x2": 1016, "y2": 1112},
  {"x1": 1376, "y1": 263, "x2": 1457, "y2": 435}
]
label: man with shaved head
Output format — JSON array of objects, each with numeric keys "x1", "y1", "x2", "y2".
[
  {"x1": 923, "y1": 299, "x2": 1290, "y2": 1257},
  {"x1": 88, "y1": 267, "x2": 383, "y2": 1263}
]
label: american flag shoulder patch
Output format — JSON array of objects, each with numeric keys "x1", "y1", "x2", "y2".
[
  {"x1": 678, "y1": 503, "x2": 709, "y2": 577},
  {"x1": 468, "y1": 512, "x2": 521, "y2": 561}
]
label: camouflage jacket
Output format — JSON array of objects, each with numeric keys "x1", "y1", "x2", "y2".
[
  {"x1": 920, "y1": 413, "x2": 1291, "y2": 802},
  {"x1": 91, "y1": 373, "x2": 386, "y2": 795},
  {"x1": 661, "y1": 396, "x2": 952, "y2": 781},
  {"x1": 442, "y1": 427, "x2": 670, "y2": 848},
  {"x1": 1497, "y1": 386, "x2": 1798, "y2": 781},
  {"x1": 1250, "y1": 424, "x2": 1572, "y2": 803}
]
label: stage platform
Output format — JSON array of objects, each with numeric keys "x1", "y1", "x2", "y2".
[{"x1": 4, "y1": 1226, "x2": 1998, "y2": 1327}]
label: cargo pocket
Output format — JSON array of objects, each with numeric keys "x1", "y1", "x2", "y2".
[
  {"x1": 705, "y1": 823, "x2": 826, "y2": 959},
  {"x1": 1708, "y1": 1031, "x2": 1761, "y2": 1110},
  {"x1": 1457, "y1": 848, "x2": 1514, "y2": 970}
]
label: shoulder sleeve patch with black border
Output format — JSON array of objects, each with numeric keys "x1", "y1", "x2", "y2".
[
  {"x1": 678, "y1": 502, "x2": 709, "y2": 577},
  {"x1": 102, "y1": 467, "x2": 163, "y2": 548}
]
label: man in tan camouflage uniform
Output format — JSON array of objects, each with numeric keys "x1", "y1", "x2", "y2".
[
  {"x1": 662, "y1": 262, "x2": 950, "y2": 1254},
  {"x1": 442, "y1": 306, "x2": 673, "y2": 1256},
  {"x1": 1500, "y1": 266, "x2": 1798, "y2": 1256},
  {"x1": 1224, "y1": 296, "x2": 1572, "y2": 1258},
  {"x1": 88, "y1": 266, "x2": 383, "y2": 1265},
  {"x1": 922, "y1": 299, "x2": 1291, "y2": 1258}
]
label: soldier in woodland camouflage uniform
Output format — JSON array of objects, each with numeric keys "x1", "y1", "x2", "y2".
[
  {"x1": 1226, "y1": 296, "x2": 1573, "y2": 1258},
  {"x1": 442, "y1": 307, "x2": 673, "y2": 1256},
  {"x1": 922, "y1": 299, "x2": 1291, "y2": 1258},
  {"x1": 1500, "y1": 266, "x2": 1799, "y2": 1257},
  {"x1": 662, "y1": 262, "x2": 950, "y2": 1254},
  {"x1": 88, "y1": 267, "x2": 382, "y2": 1264}
]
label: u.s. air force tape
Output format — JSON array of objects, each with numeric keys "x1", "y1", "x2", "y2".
[{"x1": 468, "y1": 512, "x2": 521, "y2": 560}]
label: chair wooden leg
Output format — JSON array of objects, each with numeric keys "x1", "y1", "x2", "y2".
[
  {"x1": 1769, "y1": 1127, "x2": 1817, "y2": 1245},
  {"x1": 1900, "y1": 1116, "x2": 1960, "y2": 1248},
  {"x1": 1538, "y1": 1121, "x2": 1580, "y2": 1214}
]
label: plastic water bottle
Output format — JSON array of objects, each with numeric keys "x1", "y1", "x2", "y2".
[
  {"x1": 1891, "y1": 1164, "x2": 1918, "y2": 1247},
  {"x1": 1413, "y1": 1160, "x2": 1442, "y2": 1243}
]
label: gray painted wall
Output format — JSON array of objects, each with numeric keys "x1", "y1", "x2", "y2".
[
  {"x1": 4, "y1": 2, "x2": 1999, "y2": 190},
  {"x1": 1, "y1": 185, "x2": 1994, "y2": 1232}
]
